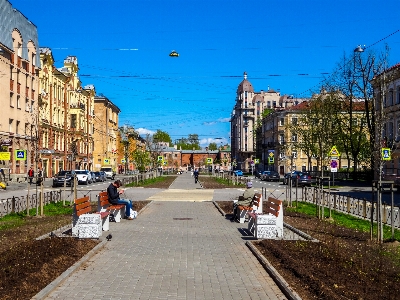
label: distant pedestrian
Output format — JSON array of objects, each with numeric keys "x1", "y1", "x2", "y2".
[
  {"x1": 28, "y1": 167, "x2": 34, "y2": 185},
  {"x1": 194, "y1": 169, "x2": 199, "y2": 183},
  {"x1": 37, "y1": 168, "x2": 43, "y2": 186}
]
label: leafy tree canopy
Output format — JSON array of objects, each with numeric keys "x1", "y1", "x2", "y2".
[{"x1": 153, "y1": 129, "x2": 172, "y2": 145}]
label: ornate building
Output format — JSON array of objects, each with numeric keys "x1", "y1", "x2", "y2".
[
  {"x1": 39, "y1": 50, "x2": 95, "y2": 176},
  {"x1": 0, "y1": 1, "x2": 40, "y2": 180},
  {"x1": 230, "y1": 72, "x2": 281, "y2": 172}
]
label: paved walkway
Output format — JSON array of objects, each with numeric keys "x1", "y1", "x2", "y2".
[{"x1": 43, "y1": 173, "x2": 287, "y2": 299}]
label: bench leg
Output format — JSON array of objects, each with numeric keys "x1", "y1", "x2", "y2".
[
  {"x1": 237, "y1": 209, "x2": 248, "y2": 223},
  {"x1": 102, "y1": 216, "x2": 110, "y2": 231}
]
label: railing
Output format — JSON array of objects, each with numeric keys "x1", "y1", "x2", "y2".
[
  {"x1": 302, "y1": 186, "x2": 400, "y2": 229},
  {"x1": 119, "y1": 171, "x2": 158, "y2": 186},
  {"x1": 0, "y1": 190, "x2": 62, "y2": 217}
]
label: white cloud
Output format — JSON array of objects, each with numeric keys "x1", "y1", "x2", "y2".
[
  {"x1": 136, "y1": 128, "x2": 155, "y2": 136},
  {"x1": 199, "y1": 137, "x2": 228, "y2": 147},
  {"x1": 218, "y1": 117, "x2": 231, "y2": 123}
]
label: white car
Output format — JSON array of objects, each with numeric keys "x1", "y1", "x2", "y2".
[{"x1": 74, "y1": 170, "x2": 92, "y2": 185}]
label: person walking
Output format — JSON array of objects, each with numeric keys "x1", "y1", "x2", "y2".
[
  {"x1": 28, "y1": 167, "x2": 34, "y2": 185},
  {"x1": 107, "y1": 179, "x2": 135, "y2": 220},
  {"x1": 193, "y1": 168, "x2": 199, "y2": 183},
  {"x1": 36, "y1": 168, "x2": 43, "y2": 186}
]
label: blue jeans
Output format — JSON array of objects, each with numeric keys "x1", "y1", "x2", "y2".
[{"x1": 116, "y1": 199, "x2": 133, "y2": 217}]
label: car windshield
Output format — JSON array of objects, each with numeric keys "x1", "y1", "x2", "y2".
[
  {"x1": 75, "y1": 170, "x2": 87, "y2": 174},
  {"x1": 57, "y1": 171, "x2": 71, "y2": 176},
  {"x1": 101, "y1": 168, "x2": 112, "y2": 172}
]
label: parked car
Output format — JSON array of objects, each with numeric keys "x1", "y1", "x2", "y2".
[
  {"x1": 100, "y1": 167, "x2": 115, "y2": 179},
  {"x1": 74, "y1": 170, "x2": 92, "y2": 185},
  {"x1": 233, "y1": 170, "x2": 243, "y2": 176},
  {"x1": 254, "y1": 170, "x2": 262, "y2": 179},
  {"x1": 52, "y1": 170, "x2": 74, "y2": 187},
  {"x1": 283, "y1": 171, "x2": 312, "y2": 186},
  {"x1": 94, "y1": 171, "x2": 106, "y2": 182},
  {"x1": 261, "y1": 170, "x2": 280, "y2": 182}
]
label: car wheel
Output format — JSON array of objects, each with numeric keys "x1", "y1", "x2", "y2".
[{"x1": 84, "y1": 179, "x2": 88, "y2": 185}]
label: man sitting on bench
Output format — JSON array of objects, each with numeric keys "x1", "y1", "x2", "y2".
[
  {"x1": 107, "y1": 179, "x2": 135, "y2": 220},
  {"x1": 230, "y1": 181, "x2": 256, "y2": 221}
]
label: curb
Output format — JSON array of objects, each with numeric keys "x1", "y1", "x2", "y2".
[
  {"x1": 246, "y1": 241, "x2": 302, "y2": 300},
  {"x1": 212, "y1": 200, "x2": 226, "y2": 216},
  {"x1": 31, "y1": 239, "x2": 107, "y2": 300},
  {"x1": 283, "y1": 222, "x2": 319, "y2": 242}
]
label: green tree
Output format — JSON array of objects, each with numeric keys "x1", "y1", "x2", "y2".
[
  {"x1": 176, "y1": 134, "x2": 201, "y2": 150},
  {"x1": 153, "y1": 129, "x2": 172, "y2": 145},
  {"x1": 208, "y1": 142, "x2": 217, "y2": 150},
  {"x1": 131, "y1": 148, "x2": 151, "y2": 172}
]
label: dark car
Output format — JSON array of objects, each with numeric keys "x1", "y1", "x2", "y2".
[
  {"x1": 261, "y1": 170, "x2": 280, "y2": 182},
  {"x1": 94, "y1": 171, "x2": 106, "y2": 182},
  {"x1": 283, "y1": 171, "x2": 312, "y2": 186},
  {"x1": 52, "y1": 170, "x2": 74, "y2": 187},
  {"x1": 254, "y1": 170, "x2": 262, "y2": 179}
]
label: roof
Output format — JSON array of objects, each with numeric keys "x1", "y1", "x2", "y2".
[{"x1": 237, "y1": 72, "x2": 254, "y2": 93}]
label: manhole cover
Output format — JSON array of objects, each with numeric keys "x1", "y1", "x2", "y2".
[{"x1": 173, "y1": 218, "x2": 193, "y2": 220}]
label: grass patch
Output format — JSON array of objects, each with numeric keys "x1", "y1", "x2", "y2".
[
  {"x1": 0, "y1": 201, "x2": 72, "y2": 231},
  {"x1": 286, "y1": 201, "x2": 400, "y2": 241},
  {"x1": 125, "y1": 176, "x2": 173, "y2": 187}
]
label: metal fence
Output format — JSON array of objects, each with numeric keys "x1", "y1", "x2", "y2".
[
  {"x1": 302, "y1": 186, "x2": 400, "y2": 229},
  {"x1": 0, "y1": 190, "x2": 62, "y2": 217}
]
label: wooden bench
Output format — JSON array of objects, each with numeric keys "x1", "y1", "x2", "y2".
[
  {"x1": 235, "y1": 193, "x2": 263, "y2": 223},
  {"x1": 97, "y1": 191, "x2": 126, "y2": 223},
  {"x1": 248, "y1": 197, "x2": 283, "y2": 239},
  {"x1": 72, "y1": 196, "x2": 109, "y2": 238}
]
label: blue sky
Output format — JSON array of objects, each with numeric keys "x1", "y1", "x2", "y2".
[{"x1": 9, "y1": 0, "x2": 400, "y2": 147}]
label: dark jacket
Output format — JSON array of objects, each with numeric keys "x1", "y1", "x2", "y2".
[{"x1": 107, "y1": 183, "x2": 120, "y2": 204}]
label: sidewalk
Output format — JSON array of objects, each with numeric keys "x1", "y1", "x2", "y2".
[{"x1": 39, "y1": 173, "x2": 287, "y2": 299}]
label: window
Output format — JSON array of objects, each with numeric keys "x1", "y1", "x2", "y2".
[
  {"x1": 291, "y1": 133, "x2": 298, "y2": 142},
  {"x1": 71, "y1": 114, "x2": 77, "y2": 128},
  {"x1": 389, "y1": 89, "x2": 394, "y2": 106},
  {"x1": 352, "y1": 118, "x2": 358, "y2": 126},
  {"x1": 30, "y1": 100, "x2": 34, "y2": 113},
  {"x1": 279, "y1": 152, "x2": 285, "y2": 159},
  {"x1": 397, "y1": 87, "x2": 400, "y2": 104},
  {"x1": 279, "y1": 118, "x2": 284, "y2": 126},
  {"x1": 10, "y1": 93, "x2": 14, "y2": 107},
  {"x1": 292, "y1": 151, "x2": 297, "y2": 159},
  {"x1": 273, "y1": 101, "x2": 276, "y2": 108},
  {"x1": 279, "y1": 134, "x2": 285, "y2": 144},
  {"x1": 17, "y1": 95, "x2": 20, "y2": 109},
  {"x1": 292, "y1": 118, "x2": 298, "y2": 125},
  {"x1": 16, "y1": 121, "x2": 20, "y2": 134},
  {"x1": 9, "y1": 119, "x2": 13, "y2": 132}
]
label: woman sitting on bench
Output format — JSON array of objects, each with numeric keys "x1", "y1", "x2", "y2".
[
  {"x1": 230, "y1": 181, "x2": 255, "y2": 220},
  {"x1": 107, "y1": 180, "x2": 135, "y2": 220}
]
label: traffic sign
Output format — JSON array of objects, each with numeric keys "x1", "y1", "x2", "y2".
[
  {"x1": 382, "y1": 148, "x2": 391, "y2": 160},
  {"x1": 121, "y1": 158, "x2": 126, "y2": 163},
  {"x1": 0, "y1": 152, "x2": 10, "y2": 160},
  {"x1": 157, "y1": 156, "x2": 163, "y2": 162},
  {"x1": 330, "y1": 159, "x2": 338, "y2": 172},
  {"x1": 104, "y1": 158, "x2": 110, "y2": 164},
  {"x1": 255, "y1": 158, "x2": 260, "y2": 164},
  {"x1": 329, "y1": 145, "x2": 340, "y2": 157},
  {"x1": 206, "y1": 158, "x2": 213, "y2": 164},
  {"x1": 15, "y1": 150, "x2": 26, "y2": 161}
]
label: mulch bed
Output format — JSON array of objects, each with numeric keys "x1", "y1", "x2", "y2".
[
  {"x1": 200, "y1": 176, "x2": 245, "y2": 189},
  {"x1": 215, "y1": 200, "x2": 400, "y2": 300},
  {"x1": 0, "y1": 200, "x2": 151, "y2": 300}
]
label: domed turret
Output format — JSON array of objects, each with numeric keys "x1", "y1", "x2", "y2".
[{"x1": 237, "y1": 72, "x2": 254, "y2": 94}]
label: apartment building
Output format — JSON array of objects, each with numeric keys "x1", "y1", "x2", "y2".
[
  {"x1": 372, "y1": 63, "x2": 400, "y2": 176},
  {"x1": 38, "y1": 50, "x2": 95, "y2": 176},
  {"x1": 230, "y1": 72, "x2": 281, "y2": 172},
  {"x1": 93, "y1": 95, "x2": 120, "y2": 172},
  {"x1": 0, "y1": 1, "x2": 40, "y2": 180}
]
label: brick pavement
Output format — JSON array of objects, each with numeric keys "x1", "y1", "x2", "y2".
[{"x1": 43, "y1": 173, "x2": 287, "y2": 300}]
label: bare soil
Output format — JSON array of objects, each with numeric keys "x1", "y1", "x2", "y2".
[
  {"x1": 200, "y1": 175, "x2": 245, "y2": 189},
  {"x1": 216, "y1": 200, "x2": 400, "y2": 300},
  {"x1": 0, "y1": 200, "x2": 150, "y2": 300}
]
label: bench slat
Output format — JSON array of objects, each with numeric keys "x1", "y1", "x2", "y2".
[
  {"x1": 76, "y1": 206, "x2": 92, "y2": 216},
  {"x1": 75, "y1": 196, "x2": 90, "y2": 205}
]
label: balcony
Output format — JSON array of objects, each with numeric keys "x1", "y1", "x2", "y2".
[
  {"x1": 25, "y1": 87, "x2": 29, "y2": 97},
  {"x1": 31, "y1": 90, "x2": 35, "y2": 100}
]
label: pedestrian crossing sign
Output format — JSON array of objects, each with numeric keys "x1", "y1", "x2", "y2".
[
  {"x1": 163, "y1": 161, "x2": 167, "y2": 165},
  {"x1": 121, "y1": 158, "x2": 126, "y2": 163},
  {"x1": 104, "y1": 158, "x2": 110, "y2": 164},
  {"x1": 15, "y1": 150, "x2": 26, "y2": 161},
  {"x1": 206, "y1": 158, "x2": 213, "y2": 164},
  {"x1": 255, "y1": 158, "x2": 260, "y2": 164},
  {"x1": 157, "y1": 156, "x2": 163, "y2": 162},
  {"x1": 382, "y1": 148, "x2": 391, "y2": 161},
  {"x1": 329, "y1": 145, "x2": 340, "y2": 157}
]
